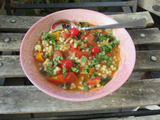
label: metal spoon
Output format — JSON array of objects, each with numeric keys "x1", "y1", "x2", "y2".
[{"x1": 51, "y1": 18, "x2": 146, "y2": 32}]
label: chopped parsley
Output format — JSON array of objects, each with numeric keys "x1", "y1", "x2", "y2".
[
  {"x1": 88, "y1": 45, "x2": 93, "y2": 49},
  {"x1": 72, "y1": 36, "x2": 77, "y2": 39},
  {"x1": 84, "y1": 66, "x2": 90, "y2": 74},
  {"x1": 82, "y1": 79, "x2": 86, "y2": 84},
  {"x1": 110, "y1": 29, "x2": 113, "y2": 35},
  {"x1": 81, "y1": 56, "x2": 87, "y2": 63},
  {"x1": 83, "y1": 39, "x2": 87, "y2": 43},
  {"x1": 72, "y1": 60, "x2": 78, "y2": 67},
  {"x1": 71, "y1": 67, "x2": 80, "y2": 73},
  {"x1": 62, "y1": 66, "x2": 67, "y2": 78},
  {"x1": 84, "y1": 83, "x2": 89, "y2": 92},
  {"x1": 75, "y1": 40, "x2": 82, "y2": 45},
  {"x1": 109, "y1": 39, "x2": 119, "y2": 47},
  {"x1": 47, "y1": 64, "x2": 56, "y2": 77},
  {"x1": 44, "y1": 52, "x2": 49, "y2": 58},
  {"x1": 53, "y1": 61, "x2": 58, "y2": 69},
  {"x1": 39, "y1": 69, "x2": 47, "y2": 74},
  {"x1": 91, "y1": 72, "x2": 96, "y2": 78},
  {"x1": 101, "y1": 45, "x2": 112, "y2": 52},
  {"x1": 100, "y1": 76, "x2": 111, "y2": 86},
  {"x1": 80, "y1": 46, "x2": 84, "y2": 50},
  {"x1": 53, "y1": 56, "x2": 63, "y2": 63}
]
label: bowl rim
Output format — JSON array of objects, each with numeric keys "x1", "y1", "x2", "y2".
[{"x1": 20, "y1": 9, "x2": 136, "y2": 101}]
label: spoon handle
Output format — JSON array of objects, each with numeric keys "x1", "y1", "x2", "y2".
[{"x1": 80, "y1": 18, "x2": 146, "y2": 30}]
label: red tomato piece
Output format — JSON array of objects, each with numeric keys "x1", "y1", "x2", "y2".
[
  {"x1": 80, "y1": 31, "x2": 89, "y2": 40},
  {"x1": 62, "y1": 31, "x2": 70, "y2": 40},
  {"x1": 70, "y1": 43, "x2": 80, "y2": 51},
  {"x1": 69, "y1": 27, "x2": 79, "y2": 36},
  {"x1": 47, "y1": 72, "x2": 77, "y2": 85},
  {"x1": 86, "y1": 77, "x2": 101, "y2": 85},
  {"x1": 91, "y1": 46, "x2": 101, "y2": 55},
  {"x1": 62, "y1": 59, "x2": 74, "y2": 71},
  {"x1": 71, "y1": 49, "x2": 92, "y2": 59},
  {"x1": 53, "y1": 50, "x2": 63, "y2": 57},
  {"x1": 86, "y1": 33, "x2": 97, "y2": 46}
]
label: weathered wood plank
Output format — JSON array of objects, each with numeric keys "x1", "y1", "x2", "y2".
[
  {"x1": 134, "y1": 50, "x2": 160, "y2": 72},
  {"x1": 0, "y1": 79, "x2": 160, "y2": 114},
  {"x1": 97, "y1": 115, "x2": 160, "y2": 120},
  {"x1": 0, "y1": 50, "x2": 160, "y2": 78},
  {"x1": 138, "y1": 0, "x2": 160, "y2": 17},
  {"x1": 0, "y1": 11, "x2": 154, "y2": 32},
  {"x1": 0, "y1": 33, "x2": 24, "y2": 51},
  {"x1": 128, "y1": 28, "x2": 160, "y2": 46},
  {"x1": 1, "y1": 28, "x2": 160, "y2": 52}
]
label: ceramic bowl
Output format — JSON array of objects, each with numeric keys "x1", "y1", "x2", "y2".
[{"x1": 20, "y1": 9, "x2": 136, "y2": 101}]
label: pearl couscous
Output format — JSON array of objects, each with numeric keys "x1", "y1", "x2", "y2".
[{"x1": 34, "y1": 21, "x2": 121, "y2": 92}]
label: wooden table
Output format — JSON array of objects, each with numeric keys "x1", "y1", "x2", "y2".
[{"x1": 0, "y1": 11, "x2": 160, "y2": 119}]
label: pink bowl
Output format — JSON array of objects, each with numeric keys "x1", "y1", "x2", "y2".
[{"x1": 20, "y1": 9, "x2": 136, "y2": 101}]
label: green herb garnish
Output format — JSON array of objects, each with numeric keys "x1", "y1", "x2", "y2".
[
  {"x1": 91, "y1": 72, "x2": 96, "y2": 78},
  {"x1": 53, "y1": 56, "x2": 63, "y2": 63},
  {"x1": 71, "y1": 67, "x2": 80, "y2": 73},
  {"x1": 44, "y1": 52, "x2": 49, "y2": 58},
  {"x1": 84, "y1": 83, "x2": 89, "y2": 92},
  {"x1": 40, "y1": 69, "x2": 47, "y2": 74},
  {"x1": 110, "y1": 29, "x2": 113, "y2": 35},
  {"x1": 62, "y1": 66, "x2": 67, "y2": 78},
  {"x1": 109, "y1": 39, "x2": 119, "y2": 47},
  {"x1": 81, "y1": 56, "x2": 87, "y2": 63},
  {"x1": 47, "y1": 64, "x2": 56, "y2": 77},
  {"x1": 88, "y1": 45, "x2": 93, "y2": 49},
  {"x1": 83, "y1": 39, "x2": 87, "y2": 43},
  {"x1": 102, "y1": 45, "x2": 112, "y2": 52},
  {"x1": 80, "y1": 46, "x2": 84, "y2": 50},
  {"x1": 100, "y1": 76, "x2": 111, "y2": 86},
  {"x1": 53, "y1": 61, "x2": 58, "y2": 69},
  {"x1": 84, "y1": 66, "x2": 90, "y2": 74},
  {"x1": 82, "y1": 79, "x2": 86, "y2": 84},
  {"x1": 75, "y1": 40, "x2": 82, "y2": 45}
]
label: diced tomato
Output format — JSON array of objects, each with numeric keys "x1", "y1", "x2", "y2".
[
  {"x1": 91, "y1": 46, "x2": 101, "y2": 55},
  {"x1": 62, "y1": 59, "x2": 74, "y2": 71},
  {"x1": 71, "y1": 49, "x2": 92, "y2": 59},
  {"x1": 47, "y1": 72, "x2": 77, "y2": 85},
  {"x1": 70, "y1": 43, "x2": 80, "y2": 51},
  {"x1": 62, "y1": 31, "x2": 70, "y2": 40},
  {"x1": 53, "y1": 50, "x2": 63, "y2": 57},
  {"x1": 86, "y1": 77, "x2": 101, "y2": 85},
  {"x1": 80, "y1": 31, "x2": 89, "y2": 40},
  {"x1": 86, "y1": 33, "x2": 97, "y2": 46}
]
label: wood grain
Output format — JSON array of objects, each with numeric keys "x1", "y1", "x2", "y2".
[
  {"x1": 1, "y1": 28, "x2": 160, "y2": 52},
  {"x1": 0, "y1": 11, "x2": 154, "y2": 32},
  {"x1": 138, "y1": 0, "x2": 160, "y2": 17},
  {"x1": 0, "y1": 50, "x2": 160, "y2": 78},
  {"x1": 0, "y1": 79, "x2": 160, "y2": 114}
]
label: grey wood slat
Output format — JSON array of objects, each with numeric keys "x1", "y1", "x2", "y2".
[
  {"x1": 0, "y1": 50, "x2": 160, "y2": 78},
  {"x1": 0, "y1": 79, "x2": 160, "y2": 114},
  {"x1": 10, "y1": 2, "x2": 133, "y2": 9},
  {"x1": 138, "y1": 0, "x2": 160, "y2": 17},
  {"x1": 0, "y1": 11, "x2": 154, "y2": 32},
  {"x1": 122, "y1": 7, "x2": 132, "y2": 13},
  {"x1": 97, "y1": 115, "x2": 160, "y2": 120},
  {"x1": 1, "y1": 28, "x2": 159, "y2": 52}
]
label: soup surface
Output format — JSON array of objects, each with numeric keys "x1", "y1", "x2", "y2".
[{"x1": 34, "y1": 22, "x2": 121, "y2": 91}]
